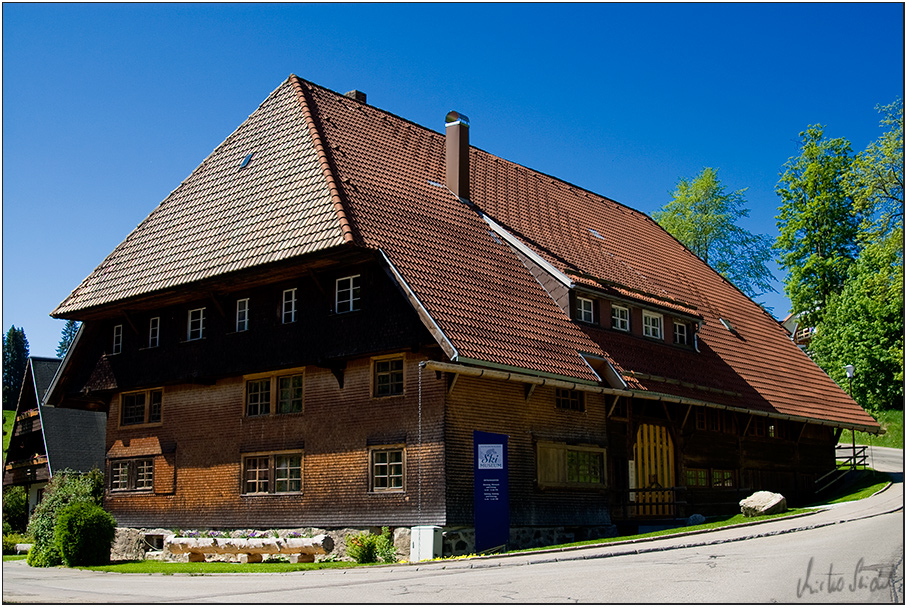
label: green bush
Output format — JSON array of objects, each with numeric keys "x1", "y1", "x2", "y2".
[
  {"x1": 3, "y1": 531, "x2": 32, "y2": 555},
  {"x1": 54, "y1": 502, "x2": 116, "y2": 566},
  {"x1": 25, "y1": 468, "x2": 105, "y2": 567},
  {"x1": 346, "y1": 527, "x2": 396, "y2": 564},
  {"x1": 3, "y1": 485, "x2": 29, "y2": 533}
]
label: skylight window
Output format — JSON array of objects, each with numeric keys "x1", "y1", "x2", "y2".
[
  {"x1": 589, "y1": 228, "x2": 604, "y2": 240},
  {"x1": 719, "y1": 318, "x2": 734, "y2": 332},
  {"x1": 239, "y1": 152, "x2": 254, "y2": 169}
]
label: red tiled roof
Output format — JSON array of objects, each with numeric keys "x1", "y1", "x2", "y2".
[{"x1": 53, "y1": 75, "x2": 879, "y2": 431}]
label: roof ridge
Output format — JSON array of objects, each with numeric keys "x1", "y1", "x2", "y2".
[{"x1": 290, "y1": 75, "x2": 357, "y2": 245}]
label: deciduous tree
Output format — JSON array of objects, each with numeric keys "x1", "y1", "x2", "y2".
[
  {"x1": 653, "y1": 167, "x2": 774, "y2": 300},
  {"x1": 775, "y1": 126, "x2": 859, "y2": 326},
  {"x1": 808, "y1": 229, "x2": 904, "y2": 411}
]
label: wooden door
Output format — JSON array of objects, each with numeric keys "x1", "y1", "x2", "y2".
[{"x1": 633, "y1": 423, "x2": 675, "y2": 516}]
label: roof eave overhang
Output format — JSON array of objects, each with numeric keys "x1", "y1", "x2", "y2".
[{"x1": 422, "y1": 359, "x2": 882, "y2": 434}]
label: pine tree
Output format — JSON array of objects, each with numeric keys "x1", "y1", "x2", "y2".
[
  {"x1": 3, "y1": 326, "x2": 30, "y2": 410},
  {"x1": 56, "y1": 320, "x2": 81, "y2": 358}
]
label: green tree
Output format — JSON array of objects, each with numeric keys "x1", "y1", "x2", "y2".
[
  {"x1": 56, "y1": 320, "x2": 80, "y2": 358},
  {"x1": 3, "y1": 326, "x2": 30, "y2": 411},
  {"x1": 775, "y1": 126, "x2": 860, "y2": 326},
  {"x1": 808, "y1": 229, "x2": 904, "y2": 411},
  {"x1": 845, "y1": 99, "x2": 904, "y2": 242},
  {"x1": 653, "y1": 167, "x2": 775, "y2": 300}
]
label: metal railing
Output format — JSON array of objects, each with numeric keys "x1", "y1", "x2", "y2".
[{"x1": 814, "y1": 444, "x2": 869, "y2": 493}]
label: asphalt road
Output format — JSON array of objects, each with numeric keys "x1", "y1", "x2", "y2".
[{"x1": 4, "y1": 447, "x2": 902, "y2": 604}]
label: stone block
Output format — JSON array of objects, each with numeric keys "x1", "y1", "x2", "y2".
[{"x1": 739, "y1": 491, "x2": 787, "y2": 517}]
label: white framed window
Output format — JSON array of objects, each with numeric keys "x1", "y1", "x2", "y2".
[
  {"x1": 112, "y1": 324, "x2": 123, "y2": 354},
  {"x1": 148, "y1": 317, "x2": 160, "y2": 348},
  {"x1": 370, "y1": 447, "x2": 405, "y2": 492},
  {"x1": 576, "y1": 297, "x2": 594, "y2": 323},
  {"x1": 336, "y1": 275, "x2": 361, "y2": 313},
  {"x1": 187, "y1": 308, "x2": 206, "y2": 341},
  {"x1": 242, "y1": 452, "x2": 303, "y2": 495},
  {"x1": 643, "y1": 311, "x2": 663, "y2": 339},
  {"x1": 673, "y1": 321, "x2": 688, "y2": 345},
  {"x1": 236, "y1": 298, "x2": 249, "y2": 332},
  {"x1": 282, "y1": 289, "x2": 297, "y2": 324},
  {"x1": 611, "y1": 305, "x2": 630, "y2": 332}
]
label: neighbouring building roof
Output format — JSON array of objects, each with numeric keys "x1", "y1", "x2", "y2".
[{"x1": 52, "y1": 75, "x2": 879, "y2": 432}]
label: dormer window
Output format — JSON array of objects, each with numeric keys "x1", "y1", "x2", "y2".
[
  {"x1": 674, "y1": 321, "x2": 688, "y2": 345},
  {"x1": 643, "y1": 311, "x2": 663, "y2": 340},
  {"x1": 576, "y1": 296, "x2": 594, "y2": 323},
  {"x1": 611, "y1": 305, "x2": 630, "y2": 332}
]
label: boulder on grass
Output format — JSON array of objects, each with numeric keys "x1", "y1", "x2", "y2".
[
  {"x1": 686, "y1": 514, "x2": 706, "y2": 526},
  {"x1": 739, "y1": 491, "x2": 787, "y2": 517}
]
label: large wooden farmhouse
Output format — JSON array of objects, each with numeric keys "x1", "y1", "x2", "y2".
[{"x1": 48, "y1": 76, "x2": 879, "y2": 550}]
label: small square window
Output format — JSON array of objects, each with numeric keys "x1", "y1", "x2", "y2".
[
  {"x1": 243, "y1": 456, "x2": 270, "y2": 494},
  {"x1": 274, "y1": 454, "x2": 302, "y2": 493},
  {"x1": 336, "y1": 275, "x2": 361, "y2": 314},
  {"x1": 555, "y1": 388, "x2": 584, "y2": 412},
  {"x1": 110, "y1": 458, "x2": 154, "y2": 492},
  {"x1": 236, "y1": 299, "x2": 249, "y2": 332},
  {"x1": 371, "y1": 448, "x2": 404, "y2": 491},
  {"x1": 120, "y1": 389, "x2": 163, "y2": 426},
  {"x1": 282, "y1": 289, "x2": 297, "y2": 324},
  {"x1": 576, "y1": 297, "x2": 594, "y2": 323},
  {"x1": 246, "y1": 379, "x2": 271, "y2": 416},
  {"x1": 643, "y1": 311, "x2": 663, "y2": 339},
  {"x1": 148, "y1": 317, "x2": 160, "y2": 348},
  {"x1": 673, "y1": 322, "x2": 688, "y2": 345},
  {"x1": 278, "y1": 374, "x2": 303, "y2": 414},
  {"x1": 685, "y1": 468, "x2": 709, "y2": 488},
  {"x1": 374, "y1": 358, "x2": 404, "y2": 397},
  {"x1": 187, "y1": 308, "x2": 206, "y2": 341},
  {"x1": 567, "y1": 449, "x2": 604, "y2": 484},
  {"x1": 611, "y1": 306, "x2": 630, "y2": 332},
  {"x1": 112, "y1": 325, "x2": 123, "y2": 354},
  {"x1": 712, "y1": 469, "x2": 736, "y2": 488}
]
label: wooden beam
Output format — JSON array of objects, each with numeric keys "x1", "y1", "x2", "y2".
[
  {"x1": 681, "y1": 404, "x2": 693, "y2": 430},
  {"x1": 608, "y1": 395, "x2": 620, "y2": 417},
  {"x1": 743, "y1": 414, "x2": 753, "y2": 438},
  {"x1": 209, "y1": 294, "x2": 226, "y2": 319},
  {"x1": 660, "y1": 401, "x2": 673, "y2": 423},
  {"x1": 525, "y1": 384, "x2": 537, "y2": 401},
  {"x1": 796, "y1": 422, "x2": 808, "y2": 444},
  {"x1": 447, "y1": 373, "x2": 459, "y2": 394},
  {"x1": 121, "y1": 310, "x2": 139, "y2": 335},
  {"x1": 307, "y1": 269, "x2": 326, "y2": 296}
]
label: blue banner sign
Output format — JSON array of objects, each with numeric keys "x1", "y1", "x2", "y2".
[{"x1": 474, "y1": 430, "x2": 509, "y2": 552}]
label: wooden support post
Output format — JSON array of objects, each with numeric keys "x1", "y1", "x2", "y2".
[
  {"x1": 608, "y1": 395, "x2": 620, "y2": 417},
  {"x1": 743, "y1": 415, "x2": 753, "y2": 438},
  {"x1": 121, "y1": 310, "x2": 139, "y2": 335},
  {"x1": 447, "y1": 373, "x2": 459, "y2": 394},
  {"x1": 796, "y1": 422, "x2": 808, "y2": 444},
  {"x1": 681, "y1": 404, "x2": 692, "y2": 431},
  {"x1": 525, "y1": 384, "x2": 537, "y2": 401}
]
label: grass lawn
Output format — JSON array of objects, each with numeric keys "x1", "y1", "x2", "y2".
[
  {"x1": 840, "y1": 409, "x2": 904, "y2": 449},
  {"x1": 3, "y1": 409, "x2": 15, "y2": 458}
]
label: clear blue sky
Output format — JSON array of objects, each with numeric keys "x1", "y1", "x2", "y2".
[{"x1": 3, "y1": 3, "x2": 904, "y2": 358}]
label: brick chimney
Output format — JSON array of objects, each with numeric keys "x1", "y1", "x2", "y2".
[
  {"x1": 445, "y1": 111, "x2": 469, "y2": 199},
  {"x1": 344, "y1": 90, "x2": 367, "y2": 104}
]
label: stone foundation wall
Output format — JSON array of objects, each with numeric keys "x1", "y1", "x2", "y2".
[{"x1": 112, "y1": 524, "x2": 617, "y2": 563}]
